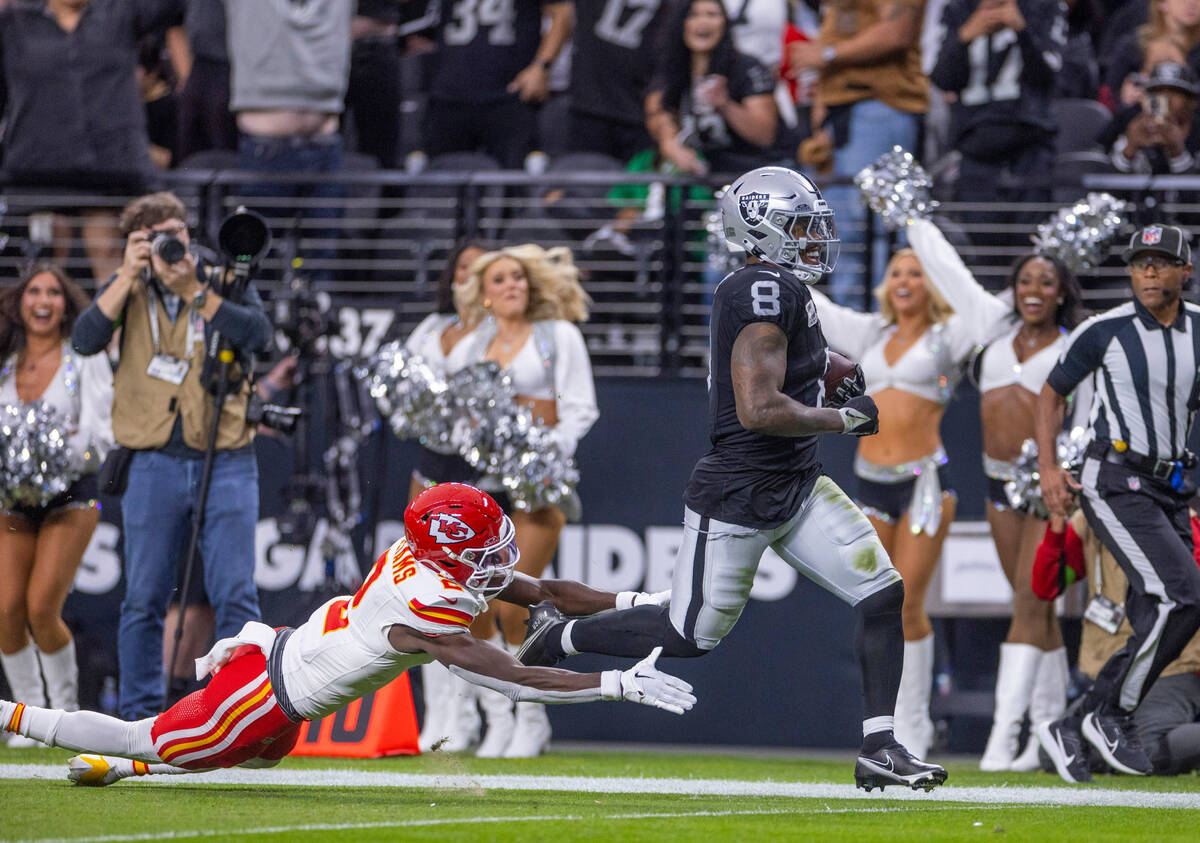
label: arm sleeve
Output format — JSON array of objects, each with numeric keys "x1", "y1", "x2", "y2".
[
  {"x1": 1046, "y1": 317, "x2": 1108, "y2": 396},
  {"x1": 908, "y1": 218, "x2": 1011, "y2": 360},
  {"x1": 210, "y1": 282, "x2": 273, "y2": 354},
  {"x1": 1015, "y1": 0, "x2": 1066, "y2": 87},
  {"x1": 70, "y1": 352, "x2": 115, "y2": 471},
  {"x1": 70, "y1": 303, "x2": 118, "y2": 356},
  {"x1": 448, "y1": 664, "x2": 622, "y2": 704},
  {"x1": 929, "y1": 0, "x2": 971, "y2": 92},
  {"x1": 549, "y1": 321, "x2": 599, "y2": 458},
  {"x1": 807, "y1": 286, "x2": 881, "y2": 360}
]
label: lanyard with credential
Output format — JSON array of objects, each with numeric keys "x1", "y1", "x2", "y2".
[{"x1": 145, "y1": 285, "x2": 200, "y2": 358}]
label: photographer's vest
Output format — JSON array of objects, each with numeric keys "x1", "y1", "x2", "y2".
[{"x1": 111, "y1": 282, "x2": 253, "y2": 451}]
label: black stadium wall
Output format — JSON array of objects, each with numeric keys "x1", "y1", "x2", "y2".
[{"x1": 62, "y1": 378, "x2": 993, "y2": 749}]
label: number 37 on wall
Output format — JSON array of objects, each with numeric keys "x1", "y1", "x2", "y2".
[{"x1": 328, "y1": 307, "x2": 394, "y2": 359}]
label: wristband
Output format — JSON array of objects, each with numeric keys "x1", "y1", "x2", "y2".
[
  {"x1": 600, "y1": 669, "x2": 622, "y2": 700},
  {"x1": 616, "y1": 591, "x2": 637, "y2": 610}
]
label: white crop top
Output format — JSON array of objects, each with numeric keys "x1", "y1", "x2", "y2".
[
  {"x1": 404, "y1": 312, "x2": 459, "y2": 376},
  {"x1": 447, "y1": 318, "x2": 599, "y2": 458},
  {"x1": 977, "y1": 323, "x2": 1068, "y2": 395},
  {"x1": 810, "y1": 220, "x2": 1011, "y2": 405},
  {"x1": 0, "y1": 343, "x2": 114, "y2": 472}
]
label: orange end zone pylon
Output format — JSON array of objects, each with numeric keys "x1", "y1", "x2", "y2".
[{"x1": 289, "y1": 673, "x2": 420, "y2": 757}]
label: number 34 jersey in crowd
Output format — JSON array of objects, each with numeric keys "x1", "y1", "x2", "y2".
[
  {"x1": 685, "y1": 263, "x2": 829, "y2": 531},
  {"x1": 277, "y1": 538, "x2": 488, "y2": 721}
]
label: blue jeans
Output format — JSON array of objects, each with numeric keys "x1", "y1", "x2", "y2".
[
  {"x1": 824, "y1": 100, "x2": 920, "y2": 306},
  {"x1": 118, "y1": 449, "x2": 261, "y2": 720},
  {"x1": 237, "y1": 132, "x2": 345, "y2": 281}
]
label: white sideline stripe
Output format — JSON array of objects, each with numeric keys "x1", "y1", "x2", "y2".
[
  {"x1": 17, "y1": 807, "x2": 1011, "y2": 843},
  {"x1": 3, "y1": 764, "x2": 1200, "y2": 810}
]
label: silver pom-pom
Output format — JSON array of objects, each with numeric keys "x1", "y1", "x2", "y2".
[
  {"x1": 1031, "y1": 193, "x2": 1130, "y2": 275},
  {"x1": 854, "y1": 146, "x2": 938, "y2": 232},
  {"x1": 1003, "y1": 427, "x2": 1091, "y2": 517},
  {"x1": 0, "y1": 402, "x2": 76, "y2": 509},
  {"x1": 361, "y1": 342, "x2": 449, "y2": 441}
]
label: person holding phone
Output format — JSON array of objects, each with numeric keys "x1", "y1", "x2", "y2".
[{"x1": 1106, "y1": 61, "x2": 1199, "y2": 174}]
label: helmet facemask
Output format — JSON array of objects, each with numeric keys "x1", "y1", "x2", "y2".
[
  {"x1": 771, "y1": 208, "x2": 839, "y2": 281},
  {"x1": 444, "y1": 514, "x2": 519, "y2": 599}
]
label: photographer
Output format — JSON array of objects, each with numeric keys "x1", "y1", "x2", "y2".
[
  {"x1": 1106, "y1": 62, "x2": 1200, "y2": 175},
  {"x1": 70, "y1": 192, "x2": 271, "y2": 721}
]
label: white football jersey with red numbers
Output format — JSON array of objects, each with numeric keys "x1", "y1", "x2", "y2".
[{"x1": 279, "y1": 537, "x2": 488, "y2": 721}]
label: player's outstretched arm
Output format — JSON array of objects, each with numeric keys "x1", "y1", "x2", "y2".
[
  {"x1": 732, "y1": 323, "x2": 877, "y2": 437},
  {"x1": 496, "y1": 571, "x2": 669, "y2": 614},
  {"x1": 388, "y1": 626, "x2": 695, "y2": 714}
]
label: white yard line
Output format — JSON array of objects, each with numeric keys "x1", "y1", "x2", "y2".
[
  {"x1": 17, "y1": 807, "x2": 1016, "y2": 843},
  {"x1": 4, "y1": 764, "x2": 1200, "y2": 810}
]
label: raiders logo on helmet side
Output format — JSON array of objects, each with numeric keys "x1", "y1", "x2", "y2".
[{"x1": 739, "y1": 192, "x2": 769, "y2": 225}]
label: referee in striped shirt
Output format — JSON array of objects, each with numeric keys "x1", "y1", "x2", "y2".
[{"x1": 1034, "y1": 223, "x2": 1200, "y2": 783}]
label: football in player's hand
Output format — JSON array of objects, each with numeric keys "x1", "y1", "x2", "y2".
[{"x1": 824, "y1": 350, "x2": 866, "y2": 409}]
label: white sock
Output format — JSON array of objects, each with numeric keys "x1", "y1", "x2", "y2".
[
  {"x1": 863, "y1": 715, "x2": 895, "y2": 738},
  {"x1": 5, "y1": 703, "x2": 157, "y2": 760},
  {"x1": 560, "y1": 620, "x2": 579, "y2": 656}
]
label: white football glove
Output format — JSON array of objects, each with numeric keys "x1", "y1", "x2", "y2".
[
  {"x1": 615, "y1": 589, "x2": 672, "y2": 610},
  {"x1": 615, "y1": 647, "x2": 696, "y2": 715}
]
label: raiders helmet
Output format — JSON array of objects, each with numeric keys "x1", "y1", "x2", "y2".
[
  {"x1": 719, "y1": 166, "x2": 839, "y2": 282},
  {"x1": 404, "y1": 483, "x2": 519, "y2": 599}
]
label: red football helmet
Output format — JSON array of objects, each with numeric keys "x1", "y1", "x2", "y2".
[{"x1": 404, "y1": 483, "x2": 519, "y2": 598}]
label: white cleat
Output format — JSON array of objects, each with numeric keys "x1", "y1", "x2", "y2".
[{"x1": 68, "y1": 755, "x2": 127, "y2": 787}]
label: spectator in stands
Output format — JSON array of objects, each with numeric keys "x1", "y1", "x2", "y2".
[
  {"x1": 426, "y1": 1, "x2": 572, "y2": 169},
  {"x1": 645, "y1": 0, "x2": 779, "y2": 177},
  {"x1": 71, "y1": 191, "x2": 270, "y2": 720},
  {"x1": 448, "y1": 244, "x2": 598, "y2": 758},
  {"x1": 567, "y1": 0, "x2": 670, "y2": 162},
  {"x1": 138, "y1": 34, "x2": 179, "y2": 170},
  {"x1": 1102, "y1": 0, "x2": 1200, "y2": 111},
  {"x1": 930, "y1": 0, "x2": 1067, "y2": 206},
  {"x1": 168, "y1": 0, "x2": 236, "y2": 166},
  {"x1": 0, "y1": 263, "x2": 112, "y2": 745},
  {"x1": 225, "y1": 0, "x2": 354, "y2": 276},
  {"x1": 1056, "y1": 0, "x2": 1101, "y2": 99},
  {"x1": 1033, "y1": 510, "x2": 1200, "y2": 775},
  {"x1": 347, "y1": 1, "x2": 403, "y2": 169},
  {"x1": 0, "y1": 0, "x2": 182, "y2": 284},
  {"x1": 1104, "y1": 61, "x2": 1199, "y2": 174},
  {"x1": 788, "y1": 0, "x2": 926, "y2": 305}
]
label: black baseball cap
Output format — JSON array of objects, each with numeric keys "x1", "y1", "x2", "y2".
[
  {"x1": 1122, "y1": 224, "x2": 1193, "y2": 264},
  {"x1": 1146, "y1": 62, "x2": 1199, "y2": 97}
]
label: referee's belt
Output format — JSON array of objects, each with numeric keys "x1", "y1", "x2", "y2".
[{"x1": 1087, "y1": 442, "x2": 1196, "y2": 481}]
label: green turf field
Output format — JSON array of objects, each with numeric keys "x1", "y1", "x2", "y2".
[{"x1": 4, "y1": 746, "x2": 1200, "y2": 842}]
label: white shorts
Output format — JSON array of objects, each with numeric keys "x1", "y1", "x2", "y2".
[{"x1": 668, "y1": 475, "x2": 900, "y2": 650}]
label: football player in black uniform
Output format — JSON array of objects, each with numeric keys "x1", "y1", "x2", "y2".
[{"x1": 517, "y1": 166, "x2": 948, "y2": 792}]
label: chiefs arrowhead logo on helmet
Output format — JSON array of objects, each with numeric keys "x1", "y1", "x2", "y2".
[
  {"x1": 426, "y1": 512, "x2": 477, "y2": 544},
  {"x1": 403, "y1": 483, "x2": 519, "y2": 598}
]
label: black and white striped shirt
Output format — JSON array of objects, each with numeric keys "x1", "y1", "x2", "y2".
[{"x1": 1047, "y1": 298, "x2": 1200, "y2": 461}]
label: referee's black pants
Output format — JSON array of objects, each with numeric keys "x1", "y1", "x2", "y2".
[{"x1": 1078, "y1": 456, "x2": 1200, "y2": 714}]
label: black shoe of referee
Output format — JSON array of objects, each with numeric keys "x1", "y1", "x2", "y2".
[
  {"x1": 1036, "y1": 715, "x2": 1093, "y2": 783},
  {"x1": 1082, "y1": 707, "x2": 1154, "y2": 776},
  {"x1": 854, "y1": 736, "x2": 947, "y2": 792}
]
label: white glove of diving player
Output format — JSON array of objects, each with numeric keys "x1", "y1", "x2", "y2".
[
  {"x1": 602, "y1": 647, "x2": 696, "y2": 715},
  {"x1": 838, "y1": 395, "x2": 879, "y2": 437},
  {"x1": 615, "y1": 589, "x2": 672, "y2": 610}
]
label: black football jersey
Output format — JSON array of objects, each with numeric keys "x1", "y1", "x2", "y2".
[
  {"x1": 930, "y1": 0, "x2": 1066, "y2": 142},
  {"x1": 570, "y1": 0, "x2": 668, "y2": 125},
  {"x1": 430, "y1": 0, "x2": 560, "y2": 103},
  {"x1": 684, "y1": 263, "x2": 828, "y2": 529}
]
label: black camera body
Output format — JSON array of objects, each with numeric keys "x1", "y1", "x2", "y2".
[
  {"x1": 245, "y1": 392, "x2": 302, "y2": 435},
  {"x1": 151, "y1": 232, "x2": 187, "y2": 264}
]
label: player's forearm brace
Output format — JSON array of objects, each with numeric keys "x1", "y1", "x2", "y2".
[{"x1": 449, "y1": 665, "x2": 622, "y2": 703}]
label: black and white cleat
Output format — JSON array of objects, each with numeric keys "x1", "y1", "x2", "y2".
[{"x1": 854, "y1": 742, "x2": 948, "y2": 793}]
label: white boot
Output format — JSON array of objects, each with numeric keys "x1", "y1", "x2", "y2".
[
  {"x1": 1, "y1": 642, "x2": 47, "y2": 748},
  {"x1": 893, "y1": 635, "x2": 935, "y2": 759},
  {"x1": 40, "y1": 640, "x2": 79, "y2": 713},
  {"x1": 979, "y1": 643, "x2": 1041, "y2": 771},
  {"x1": 439, "y1": 671, "x2": 481, "y2": 753},
  {"x1": 417, "y1": 661, "x2": 451, "y2": 753},
  {"x1": 504, "y1": 702, "x2": 552, "y2": 758},
  {"x1": 1011, "y1": 646, "x2": 1069, "y2": 771},
  {"x1": 475, "y1": 635, "x2": 515, "y2": 758}
]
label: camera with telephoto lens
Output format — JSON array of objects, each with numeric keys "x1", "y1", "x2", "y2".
[
  {"x1": 273, "y1": 275, "x2": 337, "y2": 357},
  {"x1": 245, "y1": 392, "x2": 303, "y2": 435},
  {"x1": 151, "y1": 231, "x2": 187, "y2": 264}
]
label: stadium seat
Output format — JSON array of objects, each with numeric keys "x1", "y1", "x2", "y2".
[{"x1": 1052, "y1": 98, "x2": 1112, "y2": 154}]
